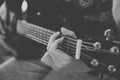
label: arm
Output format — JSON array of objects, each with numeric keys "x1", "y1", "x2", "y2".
[
  {"x1": 41, "y1": 28, "x2": 100, "y2": 80},
  {"x1": 112, "y1": 0, "x2": 120, "y2": 39}
]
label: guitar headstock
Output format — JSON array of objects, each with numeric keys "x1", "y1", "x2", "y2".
[{"x1": 81, "y1": 29, "x2": 120, "y2": 79}]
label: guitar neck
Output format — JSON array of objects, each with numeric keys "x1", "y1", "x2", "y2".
[
  {"x1": 17, "y1": 20, "x2": 55, "y2": 45},
  {"x1": 17, "y1": 20, "x2": 93, "y2": 59}
]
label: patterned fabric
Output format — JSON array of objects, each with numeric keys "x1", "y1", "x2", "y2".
[
  {"x1": 78, "y1": 0, "x2": 94, "y2": 8},
  {"x1": 83, "y1": 11, "x2": 114, "y2": 25}
]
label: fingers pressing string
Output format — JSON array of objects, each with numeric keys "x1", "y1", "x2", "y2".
[
  {"x1": 47, "y1": 32, "x2": 60, "y2": 50},
  {"x1": 49, "y1": 37, "x2": 64, "y2": 51}
]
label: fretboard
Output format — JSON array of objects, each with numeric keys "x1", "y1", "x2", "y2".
[
  {"x1": 17, "y1": 20, "x2": 54, "y2": 45},
  {"x1": 16, "y1": 20, "x2": 93, "y2": 60}
]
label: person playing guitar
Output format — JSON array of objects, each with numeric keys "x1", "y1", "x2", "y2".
[{"x1": 0, "y1": 0, "x2": 119, "y2": 80}]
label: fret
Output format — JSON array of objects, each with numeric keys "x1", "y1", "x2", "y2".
[
  {"x1": 67, "y1": 37, "x2": 70, "y2": 54},
  {"x1": 17, "y1": 22, "x2": 50, "y2": 43}
]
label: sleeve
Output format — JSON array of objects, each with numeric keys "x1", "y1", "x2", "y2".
[
  {"x1": 43, "y1": 59, "x2": 101, "y2": 80},
  {"x1": 44, "y1": 59, "x2": 118, "y2": 80}
]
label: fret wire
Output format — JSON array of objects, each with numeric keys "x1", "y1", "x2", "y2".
[
  {"x1": 20, "y1": 25, "x2": 51, "y2": 42},
  {"x1": 19, "y1": 26, "x2": 49, "y2": 43},
  {"x1": 67, "y1": 37, "x2": 69, "y2": 54},
  {"x1": 20, "y1": 23, "x2": 52, "y2": 38},
  {"x1": 29, "y1": 24, "x2": 54, "y2": 36},
  {"x1": 20, "y1": 21, "x2": 55, "y2": 34},
  {"x1": 22, "y1": 31, "x2": 48, "y2": 45}
]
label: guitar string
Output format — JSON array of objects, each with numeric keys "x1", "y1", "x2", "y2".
[
  {"x1": 20, "y1": 23, "x2": 115, "y2": 55},
  {"x1": 18, "y1": 21, "x2": 94, "y2": 45},
  {"x1": 21, "y1": 28, "x2": 108, "y2": 68},
  {"x1": 19, "y1": 24, "x2": 95, "y2": 53},
  {"x1": 19, "y1": 21, "x2": 119, "y2": 78},
  {"x1": 21, "y1": 26, "x2": 105, "y2": 64},
  {"x1": 20, "y1": 24, "x2": 95, "y2": 52},
  {"x1": 21, "y1": 27, "x2": 93, "y2": 52},
  {"x1": 21, "y1": 23, "x2": 111, "y2": 58},
  {"x1": 22, "y1": 27, "x2": 114, "y2": 57},
  {"x1": 21, "y1": 29, "x2": 94, "y2": 60},
  {"x1": 18, "y1": 21, "x2": 112, "y2": 71},
  {"x1": 20, "y1": 22, "x2": 95, "y2": 49}
]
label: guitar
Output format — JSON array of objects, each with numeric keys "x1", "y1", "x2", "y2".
[{"x1": 17, "y1": 20, "x2": 120, "y2": 79}]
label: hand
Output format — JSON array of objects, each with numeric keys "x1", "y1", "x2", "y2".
[
  {"x1": 0, "y1": 35, "x2": 16, "y2": 53},
  {"x1": 41, "y1": 27, "x2": 82, "y2": 71},
  {"x1": 0, "y1": 1, "x2": 7, "y2": 22}
]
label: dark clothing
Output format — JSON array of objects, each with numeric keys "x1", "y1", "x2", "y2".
[
  {"x1": 0, "y1": 0, "x2": 118, "y2": 80},
  {"x1": 23, "y1": 0, "x2": 117, "y2": 38},
  {"x1": 17, "y1": 0, "x2": 118, "y2": 60},
  {"x1": 53, "y1": 0, "x2": 117, "y2": 38}
]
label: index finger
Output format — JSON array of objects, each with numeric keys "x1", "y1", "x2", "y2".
[
  {"x1": 49, "y1": 37, "x2": 64, "y2": 51},
  {"x1": 47, "y1": 32, "x2": 60, "y2": 50}
]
